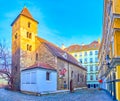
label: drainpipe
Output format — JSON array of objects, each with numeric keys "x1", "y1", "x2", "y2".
[{"x1": 68, "y1": 62, "x2": 69, "y2": 89}]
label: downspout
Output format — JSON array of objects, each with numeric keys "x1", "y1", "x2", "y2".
[{"x1": 68, "y1": 62, "x2": 69, "y2": 89}]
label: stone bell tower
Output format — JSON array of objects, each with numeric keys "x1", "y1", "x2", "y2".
[{"x1": 11, "y1": 7, "x2": 38, "y2": 90}]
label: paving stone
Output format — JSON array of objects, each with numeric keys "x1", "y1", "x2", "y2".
[{"x1": 0, "y1": 88, "x2": 113, "y2": 101}]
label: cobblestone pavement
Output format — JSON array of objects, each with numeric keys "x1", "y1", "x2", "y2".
[{"x1": 0, "y1": 88, "x2": 113, "y2": 101}]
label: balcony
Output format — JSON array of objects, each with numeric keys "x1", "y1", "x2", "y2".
[{"x1": 110, "y1": 57, "x2": 120, "y2": 68}]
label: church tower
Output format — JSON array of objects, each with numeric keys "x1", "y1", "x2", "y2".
[{"x1": 11, "y1": 7, "x2": 38, "y2": 90}]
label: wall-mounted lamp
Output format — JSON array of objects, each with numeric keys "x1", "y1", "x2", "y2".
[{"x1": 105, "y1": 54, "x2": 111, "y2": 68}]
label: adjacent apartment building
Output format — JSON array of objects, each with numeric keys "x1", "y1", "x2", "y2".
[
  {"x1": 64, "y1": 41, "x2": 100, "y2": 88},
  {"x1": 11, "y1": 7, "x2": 87, "y2": 91},
  {"x1": 98, "y1": 0, "x2": 120, "y2": 101}
]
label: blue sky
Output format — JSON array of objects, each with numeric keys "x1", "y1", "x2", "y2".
[{"x1": 0, "y1": 0, "x2": 103, "y2": 47}]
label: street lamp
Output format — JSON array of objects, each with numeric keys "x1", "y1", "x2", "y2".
[{"x1": 105, "y1": 54, "x2": 111, "y2": 68}]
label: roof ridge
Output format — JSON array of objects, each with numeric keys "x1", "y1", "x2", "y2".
[{"x1": 20, "y1": 7, "x2": 33, "y2": 19}]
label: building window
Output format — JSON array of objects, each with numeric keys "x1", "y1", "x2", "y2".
[
  {"x1": 95, "y1": 57, "x2": 98, "y2": 63},
  {"x1": 27, "y1": 44, "x2": 32, "y2": 51},
  {"x1": 29, "y1": 33, "x2": 32, "y2": 39},
  {"x1": 27, "y1": 44, "x2": 29, "y2": 50},
  {"x1": 74, "y1": 54, "x2": 77, "y2": 57},
  {"x1": 15, "y1": 66, "x2": 17, "y2": 72},
  {"x1": 71, "y1": 71, "x2": 73, "y2": 78},
  {"x1": 28, "y1": 22, "x2": 31, "y2": 28},
  {"x1": 90, "y1": 75, "x2": 93, "y2": 80},
  {"x1": 27, "y1": 32, "x2": 29, "y2": 38},
  {"x1": 79, "y1": 59, "x2": 82, "y2": 63},
  {"x1": 26, "y1": 73, "x2": 30, "y2": 84},
  {"x1": 26, "y1": 32, "x2": 32, "y2": 39},
  {"x1": 96, "y1": 75, "x2": 98, "y2": 80},
  {"x1": 77, "y1": 74, "x2": 79, "y2": 82},
  {"x1": 90, "y1": 58, "x2": 93, "y2": 63},
  {"x1": 46, "y1": 72, "x2": 50, "y2": 80},
  {"x1": 31, "y1": 72, "x2": 36, "y2": 84},
  {"x1": 15, "y1": 33, "x2": 17, "y2": 39},
  {"x1": 90, "y1": 66, "x2": 93, "y2": 71},
  {"x1": 84, "y1": 58, "x2": 87, "y2": 63},
  {"x1": 95, "y1": 66, "x2": 98, "y2": 71},
  {"x1": 90, "y1": 51, "x2": 93, "y2": 55},
  {"x1": 84, "y1": 52, "x2": 87, "y2": 56},
  {"x1": 29, "y1": 45, "x2": 32, "y2": 51},
  {"x1": 95, "y1": 51, "x2": 98, "y2": 55},
  {"x1": 79, "y1": 53, "x2": 82, "y2": 57},
  {"x1": 36, "y1": 53, "x2": 38, "y2": 61}
]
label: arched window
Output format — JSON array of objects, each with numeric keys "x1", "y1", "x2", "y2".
[
  {"x1": 29, "y1": 45, "x2": 32, "y2": 51},
  {"x1": 29, "y1": 33, "x2": 32, "y2": 39},
  {"x1": 28, "y1": 22, "x2": 31, "y2": 28},
  {"x1": 15, "y1": 33, "x2": 17, "y2": 39},
  {"x1": 27, "y1": 32, "x2": 29, "y2": 38},
  {"x1": 71, "y1": 71, "x2": 73, "y2": 78},
  {"x1": 77, "y1": 73, "x2": 79, "y2": 82},
  {"x1": 36, "y1": 53, "x2": 38, "y2": 61},
  {"x1": 46, "y1": 72, "x2": 50, "y2": 80},
  {"x1": 27, "y1": 44, "x2": 29, "y2": 50}
]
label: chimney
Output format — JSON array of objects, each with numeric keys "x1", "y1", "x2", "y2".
[
  {"x1": 82, "y1": 43, "x2": 84, "y2": 46},
  {"x1": 61, "y1": 44, "x2": 66, "y2": 50},
  {"x1": 98, "y1": 38, "x2": 101, "y2": 44}
]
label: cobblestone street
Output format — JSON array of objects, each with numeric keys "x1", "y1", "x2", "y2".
[{"x1": 0, "y1": 88, "x2": 113, "y2": 101}]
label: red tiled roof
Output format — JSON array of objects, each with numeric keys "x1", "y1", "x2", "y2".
[
  {"x1": 20, "y1": 7, "x2": 33, "y2": 19},
  {"x1": 64, "y1": 41, "x2": 100, "y2": 52},
  {"x1": 11, "y1": 7, "x2": 38, "y2": 26},
  {"x1": 36, "y1": 37, "x2": 86, "y2": 71},
  {"x1": 22, "y1": 63, "x2": 56, "y2": 71}
]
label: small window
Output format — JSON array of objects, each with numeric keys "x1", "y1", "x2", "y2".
[
  {"x1": 29, "y1": 33, "x2": 32, "y2": 39},
  {"x1": 84, "y1": 58, "x2": 87, "y2": 63},
  {"x1": 84, "y1": 52, "x2": 87, "y2": 56},
  {"x1": 15, "y1": 33, "x2": 17, "y2": 39},
  {"x1": 90, "y1": 58, "x2": 93, "y2": 63},
  {"x1": 29, "y1": 45, "x2": 32, "y2": 51},
  {"x1": 28, "y1": 22, "x2": 31, "y2": 28},
  {"x1": 96, "y1": 75, "x2": 98, "y2": 80},
  {"x1": 95, "y1": 66, "x2": 98, "y2": 71},
  {"x1": 77, "y1": 74, "x2": 79, "y2": 82},
  {"x1": 95, "y1": 51, "x2": 98, "y2": 55},
  {"x1": 90, "y1": 66, "x2": 93, "y2": 71},
  {"x1": 26, "y1": 32, "x2": 32, "y2": 39},
  {"x1": 27, "y1": 44, "x2": 29, "y2": 50},
  {"x1": 90, "y1": 75, "x2": 93, "y2": 80},
  {"x1": 27, "y1": 44, "x2": 32, "y2": 51},
  {"x1": 79, "y1": 59, "x2": 82, "y2": 63},
  {"x1": 31, "y1": 72, "x2": 36, "y2": 84},
  {"x1": 74, "y1": 54, "x2": 77, "y2": 57},
  {"x1": 90, "y1": 51, "x2": 93, "y2": 55},
  {"x1": 71, "y1": 71, "x2": 73, "y2": 78},
  {"x1": 26, "y1": 73, "x2": 30, "y2": 84},
  {"x1": 27, "y1": 32, "x2": 29, "y2": 38},
  {"x1": 95, "y1": 57, "x2": 98, "y2": 63},
  {"x1": 36, "y1": 53, "x2": 38, "y2": 61},
  {"x1": 79, "y1": 53, "x2": 82, "y2": 57},
  {"x1": 15, "y1": 66, "x2": 17, "y2": 72},
  {"x1": 46, "y1": 72, "x2": 50, "y2": 80}
]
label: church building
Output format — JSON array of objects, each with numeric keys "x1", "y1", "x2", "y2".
[{"x1": 11, "y1": 7, "x2": 87, "y2": 91}]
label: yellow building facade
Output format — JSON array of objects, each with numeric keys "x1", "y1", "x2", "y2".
[
  {"x1": 11, "y1": 7, "x2": 38, "y2": 89},
  {"x1": 98, "y1": 0, "x2": 120, "y2": 101}
]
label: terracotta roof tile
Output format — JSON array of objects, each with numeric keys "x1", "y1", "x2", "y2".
[
  {"x1": 36, "y1": 37, "x2": 86, "y2": 71},
  {"x1": 64, "y1": 41, "x2": 100, "y2": 52},
  {"x1": 20, "y1": 7, "x2": 33, "y2": 19},
  {"x1": 23, "y1": 63, "x2": 56, "y2": 71},
  {"x1": 11, "y1": 7, "x2": 38, "y2": 26}
]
